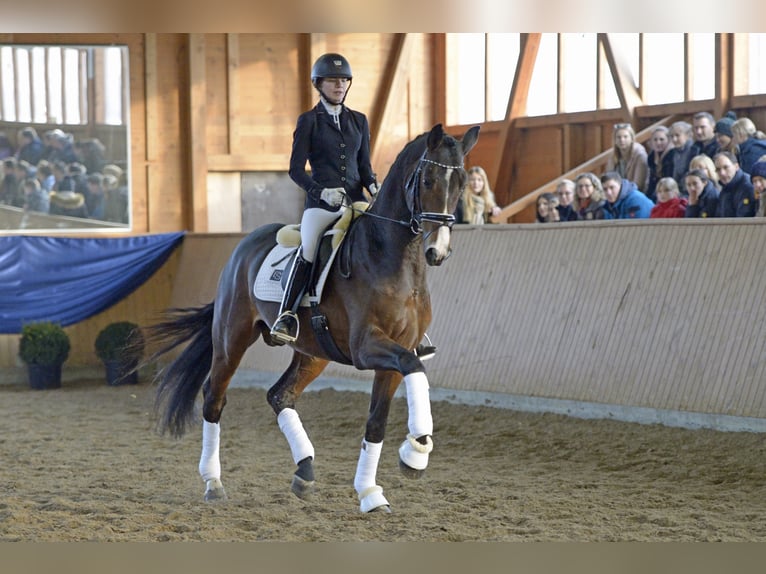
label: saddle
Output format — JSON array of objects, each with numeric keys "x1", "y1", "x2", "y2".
[{"x1": 253, "y1": 201, "x2": 368, "y2": 305}]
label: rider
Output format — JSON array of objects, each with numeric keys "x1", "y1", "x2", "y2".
[{"x1": 270, "y1": 52, "x2": 436, "y2": 360}]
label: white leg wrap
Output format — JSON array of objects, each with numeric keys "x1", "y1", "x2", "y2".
[
  {"x1": 277, "y1": 408, "x2": 315, "y2": 465},
  {"x1": 354, "y1": 439, "x2": 389, "y2": 512},
  {"x1": 405, "y1": 371, "x2": 433, "y2": 437},
  {"x1": 353, "y1": 439, "x2": 383, "y2": 495},
  {"x1": 199, "y1": 420, "x2": 221, "y2": 481}
]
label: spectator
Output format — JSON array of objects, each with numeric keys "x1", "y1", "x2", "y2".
[
  {"x1": 730, "y1": 117, "x2": 766, "y2": 175},
  {"x1": 714, "y1": 151, "x2": 755, "y2": 217},
  {"x1": 688, "y1": 154, "x2": 720, "y2": 190},
  {"x1": 670, "y1": 121, "x2": 695, "y2": 192},
  {"x1": 458, "y1": 166, "x2": 500, "y2": 224},
  {"x1": 714, "y1": 112, "x2": 738, "y2": 159},
  {"x1": 1, "y1": 158, "x2": 22, "y2": 206},
  {"x1": 691, "y1": 111, "x2": 719, "y2": 159},
  {"x1": 601, "y1": 171, "x2": 654, "y2": 219},
  {"x1": 103, "y1": 174, "x2": 129, "y2": 224},
  {"x1": 573, "y1": 172, "x2": 608, "y2": 220},
  {"x1": 16, "y1": 127, "x2": 46, "y2": 166},
  {"x1": 650, "y1": 177, "x2": 687, "y2": 218},
  {"x1": 75, "y1": 138, "x2": 106, "y2": 174},
  {"x1": 606, "y1": 123, "x2": 649, "y2": 193},
  {"x1": 684, "y1": 169, "x2": 720, "y2": 219},
  {"x1": 35, "y1": 160, "x2": 55, "y2": 192},
  {"x1": 22, "y1": 177, "x2": 49, "y2": 214},
  {"x1": 646, "y1": 126, "x2": 674, "y2": 202},
  {"x1": 536, "y1": 192, "x2": 559, "y2": 222},
  {"x1": 49, "y1": 188, "x2": 89, "y2": 218},
  {"x1": 51, "y1": 160, "x2": 74, "y2": 192},
  {"x1": 46, "y1": 129, "x2": 78, "y2": 164},
  {"x1": 555, "y1": 179, "x2": 579, "y2": 221},
  {"x1": 85, "y1": 172, "x2": 106, "y2": 220},
  {"x1": 750, "y1": 161, "x2": 766, "y2": 217},
  {"x1": 0, "y1": 132, "x2": 14, "y2": 160}
]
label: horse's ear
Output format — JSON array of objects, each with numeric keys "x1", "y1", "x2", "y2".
[
  {"x1": 461, "y1": 126, "x2": 480, "y2": 156},
  {"x1": 427, "y1": 123, "x2": 445, "y2": 151}
]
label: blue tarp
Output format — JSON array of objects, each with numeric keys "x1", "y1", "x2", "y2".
[{"x1": 0, "y1": 232, "x2": 185, "y2": 333}]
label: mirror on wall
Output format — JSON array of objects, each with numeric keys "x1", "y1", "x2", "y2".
[{"x1": 0, "y1": 44, "x2": 130, "y2": 232}]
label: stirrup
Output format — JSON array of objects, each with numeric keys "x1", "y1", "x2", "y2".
[
  {"x1": 271, "y1": 310, "x2": 299, "y2": 344},
  {"x1": 415, "y1": 344, "x2": 436, "y2": 361}
]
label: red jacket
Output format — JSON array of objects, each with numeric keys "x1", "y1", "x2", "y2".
[{"x1": 650, "y1": 196, "x2": 688, "y2": 219}]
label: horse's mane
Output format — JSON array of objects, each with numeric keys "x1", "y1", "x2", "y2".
[{"x1": 386, "y1": 131, "x2": 430, "y2": 182}]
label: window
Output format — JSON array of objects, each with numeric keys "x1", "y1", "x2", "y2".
[
  {"x1": 446, "y1": 33, "x2": 519, "y2": 125},
  {"x1": 0, "y1": 45, "x2": 126, "y2": 126}
]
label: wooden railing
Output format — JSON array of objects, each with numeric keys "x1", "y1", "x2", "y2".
[{"x1": 490, "y1": 115, "x2": 677, "y2": 223}]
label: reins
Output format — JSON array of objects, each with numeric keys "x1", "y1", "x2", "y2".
[{"x1": 349, "y1": 152, "x2": 463, "y2": 235}]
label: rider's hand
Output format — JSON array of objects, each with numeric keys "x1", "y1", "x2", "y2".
[
  {"x1": 320, "y1": 187, "x2": 346, "y2": 207},
  {"x1": 367, "y1": 182, "x2": 379, "y2": 196}
]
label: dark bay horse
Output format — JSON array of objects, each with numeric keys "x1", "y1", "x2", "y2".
[{"x1": 149, "y1": 123, "x2": 479, "y2": 512}]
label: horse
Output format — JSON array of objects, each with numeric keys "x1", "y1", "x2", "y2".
[{"x1": 148, "y1": 123, "x2": 480, "y2": 513}]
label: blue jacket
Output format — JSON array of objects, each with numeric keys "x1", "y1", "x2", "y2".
[
  {"x1": 685, "y1": 181, "x2": 719, "y2": 218},
  {"x1": 737, "y1": 137, "x2": 766, "y2": 176},
  {"x1": 289, "y1": 103, "x2": 376, "y2": 209},
  {"x1": 604, "y1": 179, "x2": 654, "y2": 219},
  {"x1": 717, "y1": 169, "x2": 755, "y2": 217}
]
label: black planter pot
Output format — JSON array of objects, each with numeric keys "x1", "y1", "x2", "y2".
[
  {"x1": 27, "y1": 362, "x2": 63, "y2": 390},
  {"x1": 104, "y1": 359, "x2": 139, "y2": 386}
]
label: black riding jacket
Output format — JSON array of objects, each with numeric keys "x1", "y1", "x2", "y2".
[{"x1": 289, "y1": 102, "x2": 376, "y2": 209}]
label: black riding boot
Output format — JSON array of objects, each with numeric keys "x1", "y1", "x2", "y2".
[{"x1": 270, "y1": 251, "x2": 312, "y2": 345}]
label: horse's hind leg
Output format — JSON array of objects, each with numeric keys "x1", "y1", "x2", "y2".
[
  {"x1": 267, "y1": 351, "x2": 329, "y2": 499},
  {"x1": 198, "y1": 311, "x2": 258, "y2": 502}
]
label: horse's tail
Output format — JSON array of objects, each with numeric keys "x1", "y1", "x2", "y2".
[{"x1": 145, "y1": 302, "x2": 215, "y2": 438}]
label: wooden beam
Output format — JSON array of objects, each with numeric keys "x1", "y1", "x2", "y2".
[
  {"x1": 600, "y1": 33, "x2": 643, "y2": 118},
  {"x1": 144, "y1": 33, "x2": 159, "y2": 231},
  {"x1": 492, "y1": 34, "x2": 541, "y2": 194},
  {"x1": 369, "y1": 33, "x2": 408, "y2": 157},
  {"x1": 490, "y1": 115, "x2": 677, "y2": 223},
  {"x1": 188, "y1": 33, "x2": 208, "y2": 232},
  {"x1": 716, "y1": 33, "x2": 733, "y2": 118},
  {"x1": 226, "y1": 34, "x2": 240, "y2": 155}
]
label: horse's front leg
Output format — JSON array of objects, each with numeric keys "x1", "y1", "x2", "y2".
[
  {"x1": 354, "y1": 370, "x2": 401, "y2": 513},
  {"x1": 398, "y1": 370, "x2": 434, "y2": 479},
  {"x1": 267, "y1": 351, "x2": 329, "y2": 499},
  {"x1": 352, "y1": 334, "x2": 435, "y2": 482}
]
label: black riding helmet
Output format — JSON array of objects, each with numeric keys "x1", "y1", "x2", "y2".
[{"x1": 311, "y1": 53, "x2": 353, "y2": 104}]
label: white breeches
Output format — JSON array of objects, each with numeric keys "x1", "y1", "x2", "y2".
[{"x1": 300, "y1": 206, "x2": 345, "y2": 263}]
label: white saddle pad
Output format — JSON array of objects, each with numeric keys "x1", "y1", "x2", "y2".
[{"x1": 253, "y1": 231, "x2": 346, "y2": 305}]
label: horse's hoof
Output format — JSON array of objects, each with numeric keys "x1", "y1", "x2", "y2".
[
  {"x1": 204, "y1": 478, "x2": 228, "y2": 502},
  {"x1": 399, "y1": 457, "x2": 426, "y2": 480},
  {"x1": 359, "y1": 485, "x2": 391, "y2": 513},
  {"x1": 291, "y1": 474, "x2": 315, "y2": 499}
]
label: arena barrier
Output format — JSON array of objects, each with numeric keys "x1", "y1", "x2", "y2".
[
  {"x1": 3, "y1": 221, "x2": 765, "y2": 431},
  {"x1": 168, "y1": 221, "x2": 766, "y2": 432}
]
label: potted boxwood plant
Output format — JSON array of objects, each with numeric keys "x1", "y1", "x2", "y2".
[
  {"x1": 94, "y1": 321, "x2": 145, "y2": 386},
  {"x1": 19, "y1": 322, "x2": 71, "y2": 390}
]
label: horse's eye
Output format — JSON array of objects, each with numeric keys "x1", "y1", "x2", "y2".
[{"x1": 423, "y1": 178, "x2": 433, "y2": 187}]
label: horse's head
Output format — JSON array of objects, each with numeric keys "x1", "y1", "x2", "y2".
[{"x1": 411, "y1": 123, "x2": 480, "y2": 266}]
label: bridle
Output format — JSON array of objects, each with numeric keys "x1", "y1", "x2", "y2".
[{"x1": 354, "y1": 151, "x2": 464, "y2": 236}]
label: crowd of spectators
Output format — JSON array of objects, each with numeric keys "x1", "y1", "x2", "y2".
[
  {"x1": 534, "y1": 111, "x2": 766, "y2": 223},
  {"x1": 0, "y1": 126, "x2": 129, "y2": 224}
]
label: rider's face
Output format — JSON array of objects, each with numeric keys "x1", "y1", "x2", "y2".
[{"x1": 320, "y1": 77, "x2": 350, "y2": 105}]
